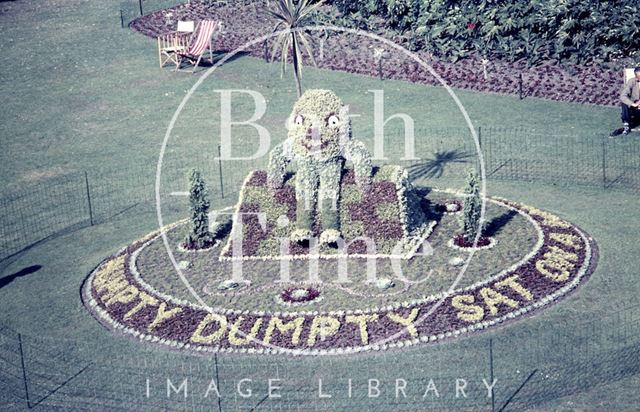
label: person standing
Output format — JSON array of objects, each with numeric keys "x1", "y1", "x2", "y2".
[{"x1": 619, "y1": 66, "x2": 640, "y2": 136}]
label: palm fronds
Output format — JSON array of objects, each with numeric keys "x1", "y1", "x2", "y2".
[{"x1": 264, "y1": 0, "x2": 324, "y2": 97}]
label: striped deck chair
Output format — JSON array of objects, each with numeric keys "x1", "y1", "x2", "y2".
[{"x1": 175, "y1": 20, "x2": 220, "y2": 73}]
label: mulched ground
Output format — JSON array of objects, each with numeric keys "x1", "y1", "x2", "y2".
[{"x1": 131, "y1": 1, "x2": 623, "y2": 107}]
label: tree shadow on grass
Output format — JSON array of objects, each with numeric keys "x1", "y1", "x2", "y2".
[
  {"x1": 0, "y1": 265, "x2": 41, "y2": 290},
  {"x1": 408, "y1": 149, "x2": 474, "y2": 180},
  {"x1": 0, "y1": 220, "x2": 88, "y2": 273},
  {"x1": 484, "y1": 209, "x2": 518, "y2": 237},
  {"x1": 174, "y1": 50, "x2": 251, "y2": 73},
  {"x1": 198, "y1": 50, "x2": 250, "y2": 67},
  {"x1": 414, "y1": 186, "x2": 446, "y2": 222}
]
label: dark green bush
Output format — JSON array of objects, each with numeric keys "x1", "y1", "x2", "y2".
[
  {"x1": 460, "y1": 169, "x2": 481, "y2": 243},
  {"x1": 184, "y1": 169, "x2": 214, "y2": 250},
  {"x1": 328, "y1": 0, "x2": 640, "y2": 66},
  {"x1": 330, "y1": 0, "x2": 419, "y2": 31}
]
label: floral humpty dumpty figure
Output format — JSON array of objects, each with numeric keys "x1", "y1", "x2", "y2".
[{"x1": 267, "y1": 89, "x2": 372, "y2": 244}]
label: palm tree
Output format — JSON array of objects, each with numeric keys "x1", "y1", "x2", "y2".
[{"x1": 265, "y1": 0, "x2": 324, "y2": 97}]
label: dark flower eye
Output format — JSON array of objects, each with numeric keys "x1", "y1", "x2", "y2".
[
  {"x1": 294, "y1": 114, "x2": 304, "y2": 126},
  {"x1": 327, "y1": 115, "x2": 339, "y2": 126}
]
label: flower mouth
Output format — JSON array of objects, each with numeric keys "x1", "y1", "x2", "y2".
[{"x1": 301, "y1": 138, "x2": 330, "y2": 152}]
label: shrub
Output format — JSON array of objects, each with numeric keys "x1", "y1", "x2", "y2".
[
  {"x1": 328, "y1": 0, "x2": 640, "y2": 66},
  {"x1": 460, "y1": 169, "x2": 482, "y2": 242},
  {"x1": 386, "y1": 0, "x2": 420, "y2": 32},
  {"x1": 184, "y1": 169, "x2": 214, "y2": 249}
]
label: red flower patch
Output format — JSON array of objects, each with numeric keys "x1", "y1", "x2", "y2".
[{"x1": 453, "y1": 233, "x2": 492, "y2": 248}]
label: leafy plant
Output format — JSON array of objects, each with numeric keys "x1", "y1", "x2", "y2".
[
  {"x1": 329, "y1": 0, "x2": 640, "y2": 66},
  {"x1": 265, "y1": 0, "x2": 324, "y2": 97},
  {"x1": 385, "y1": 0, "x2": 420, "y2": 32},
  {"x1": 184, "y1": 169, "x2": 214, "y2": 249}
]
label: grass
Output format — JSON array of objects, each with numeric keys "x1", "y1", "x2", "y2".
[
  {"x1": 0, "y1": 1, "x2": 623, "y2": 187},
  {"x1": 0, "y1": 0, "x2": 639, "y2": 410}
]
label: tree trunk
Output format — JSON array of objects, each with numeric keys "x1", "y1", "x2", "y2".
[{"x1": 291, "y1": 33, "x2": 302, "y2": 97}]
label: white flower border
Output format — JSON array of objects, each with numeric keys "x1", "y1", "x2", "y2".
[{"x1": 82, "y1": 192, "x2": 595, "y2": 356}]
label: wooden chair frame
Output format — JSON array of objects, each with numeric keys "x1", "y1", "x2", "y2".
[{"x1": 157, "y1": 21, "x2": 195, "y2": 68}]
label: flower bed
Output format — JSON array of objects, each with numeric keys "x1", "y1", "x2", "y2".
[
  {"x1": 449, "y1": 234, "x2": 496, "y2": 251},
  {"x1": 82, "y1": 194, "x2": 597, "y2": 356},
  {"x1": 219, "y1": 167, "x2": 434, "y2": 260},
  {"x1": 131, "y1": 1, "x2": 622, "y2": 106},
  {"x1": 276, "y1": 287, "x2": 323, "y2": 307}
]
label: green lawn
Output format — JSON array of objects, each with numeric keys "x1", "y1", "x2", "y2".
[{"x1": 1, "y1": 0, "x2": 639, "y2": 410}]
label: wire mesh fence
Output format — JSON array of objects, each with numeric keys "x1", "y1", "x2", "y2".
[
  {"x1": 0, "y1": 149, "x2": 261, "y2": 264},
  {"x1": 1, "y1": 127, "x2": 640, "y2": 409},
  {"x1": 400, "y1": 126, "x2": 640, "y2": 189},
  {"x1": 118, "y1": 0, "x2": 270, "y2": 29},
  {"x1": 2, "y1": 128, "x2": 639, "y2": 264},
  {"x1": 1, "y1": 300, "x2": 640, "y2": 410},
  {"x1": 119, "y1": 0, "x2": 189, "y2": 28}
]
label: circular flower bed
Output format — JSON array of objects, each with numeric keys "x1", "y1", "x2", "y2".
[
  {"x1": 375, "y1": 278, "x2": 395, "y2": 290},
  {"x1": 445, "y1": 201, "x2": 462, "y2": 213},
  {"x1": 449, "y1": 234, "x2": 496, "y2": 250},
  {"x1": 82, "y1": 195, "x2": 597, "y2": 356},
  {"x1": 277, "y1": 287, "x2": 322, "y2": 307},
  {"x1": 436, "y1": 200, "x2": 462, "y2": 214}
]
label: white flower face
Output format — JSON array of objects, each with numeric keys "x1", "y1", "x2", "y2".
[{"x1": 288, "y1": 90, "x2": 346, "y2": 158}]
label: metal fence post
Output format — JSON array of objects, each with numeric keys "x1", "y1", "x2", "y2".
[
  {"x1": 601, "y1": 138, "x2": 607, "y2": 189},
  {"x1": 217, "y1": 144, "x2": 225, "y2": 199},
  {"x1": 519, "y1": 73, "x2": 523, "y2": 100},
  {"x1": 477, "y1": 126, "x2": 483, "y2": 175},
  {"x1": 489, "y1": 337, "x2": 495, "y2": 412},
  {"x1": 214, "y1": 354, "x2": 222, "y2": 412},
  {"x1": 263, "y1": 39, "x2": 269, "y2": 62},
  {"x1": 84, "y1": 171, "x2": 94, "y2": 226},
  {"x1": 138, "y1": 0, "x2": 143, "y2": 16},
  {"x1": 120, "y1": 9, "x2": 125, "y2": 28},
  {"x1": 18, "y1": 334, "x2": 31, "y2": 409}
]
